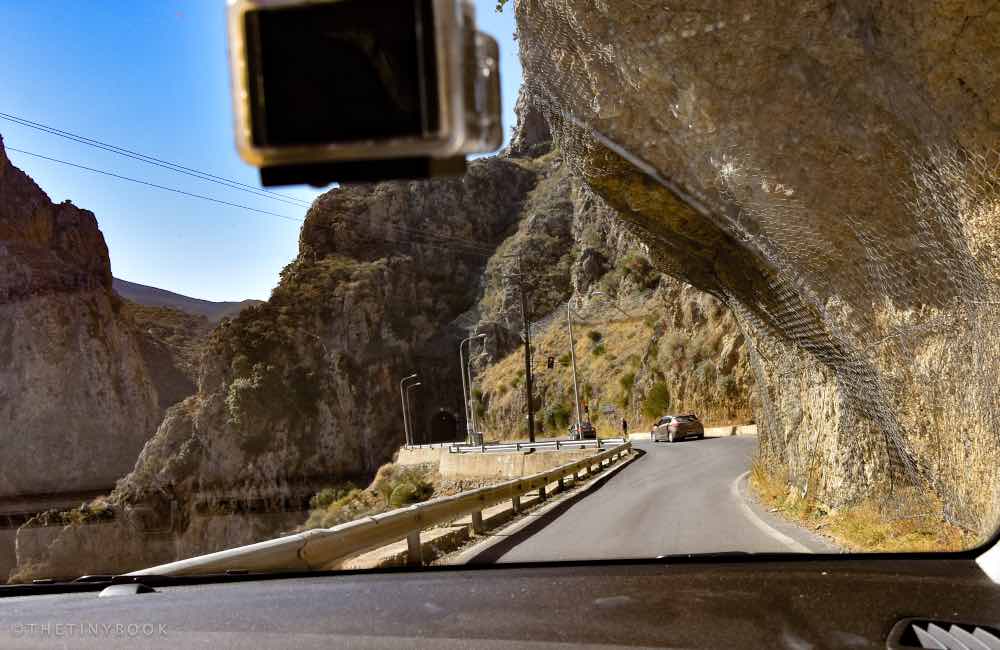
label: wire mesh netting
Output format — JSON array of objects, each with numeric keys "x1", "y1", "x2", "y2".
[{"x1": 511, "y1": 0, "x2": 1000, "y2": 536}]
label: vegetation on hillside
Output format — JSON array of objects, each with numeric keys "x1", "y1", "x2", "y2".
[
  {"x1": 476, "y1": 274, "x2": 754, "y2": 440},
  {"x1": 302, "y1": 463, "x2": 438, "y2": 530},
  {"x1": 750, "y1": 462, "x2": 978, "y2": 552},
  {"x1": 122, "y1": 301, "x2": 212, "y2": 378}
]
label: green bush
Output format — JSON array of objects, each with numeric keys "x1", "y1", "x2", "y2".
[
  {"x1": 622, "y1": 254, "x2": 659, "y2": 290},
  {"x1": 558, "y1": 353, "x2": 571, "y2": 367},
  {"x1": 642, "y1": 382, "x2": 671, "y2": 418},
  {"x1": 373, "y1": 465, "x2": 435, "y2": 509},
  {"x1": 662, "y1": 331, "x2": 685, "y2": 359},
  {"x1": 591, "y1": 343, "x2": 606, "y2": 356},
  {"x1": 309, "y1": 483, "x2": 357, "y2": 510},
  {"x1": 717, "y1": 374, "x2": 738, "y2": 395},
  {"x1": 695, "y1": 360, "x2": 717, "y2": 384},
  {"x1": 389, "y1": 481, "x2": 433, "y2": 507},
  {"x1": 619, "y1": 371, "x2": 636, "y2": 393},
  {"x1": 545, "y1": 403, "x2": 572, "y2": 430}
]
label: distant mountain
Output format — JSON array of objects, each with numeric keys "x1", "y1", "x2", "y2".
[{"x1": 113, "y1": 277, "x2": 262, "y2": 322}]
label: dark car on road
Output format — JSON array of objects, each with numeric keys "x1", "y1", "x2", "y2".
[
  {"x1": 568, "y1": 421, "x2": 597, "y2": 440},
  {"x1": 652, "y1": 414, "x2": 704, "y2": 442}
]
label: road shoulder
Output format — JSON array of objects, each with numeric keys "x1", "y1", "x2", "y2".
[{"x1": 735, "y1": 471, "x2": 842, "y2": 554}]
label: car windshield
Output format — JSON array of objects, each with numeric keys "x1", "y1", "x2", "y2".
[{"x1": 1, "y1": 1, "x2": 998, "y2": 584}]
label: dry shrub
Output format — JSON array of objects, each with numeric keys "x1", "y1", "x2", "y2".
[{"x1": 749, "y1": 461, "x2": 978, "y2": 552}]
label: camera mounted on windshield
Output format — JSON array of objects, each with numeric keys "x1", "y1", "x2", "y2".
[{"x1": 227, "y1": 0, "x2": 502, "y2": 186}]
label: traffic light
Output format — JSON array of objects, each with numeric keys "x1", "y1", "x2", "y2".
[{"x1": 546, "y1": 356, "x2": 555, "y2": 369}]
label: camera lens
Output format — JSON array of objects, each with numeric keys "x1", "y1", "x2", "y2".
[{"x1": 244, "y1": 0, "x2": 439, "y2": 147}]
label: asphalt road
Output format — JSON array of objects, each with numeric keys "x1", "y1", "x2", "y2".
[{"x1": 487, "y1": 437, "x2": 836, "y2": 563}]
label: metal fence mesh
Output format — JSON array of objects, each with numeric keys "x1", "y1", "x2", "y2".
[{"x1": 511, "y1": 0, "x2": 1000, "y2": 534}]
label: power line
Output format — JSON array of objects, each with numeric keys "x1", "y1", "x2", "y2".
[
  {"x1": 0, "y1": 111, "x2": 312, "y2": 209},
  {"x1": 6, "y1": 146, "x2": 301, "y2": 222},
  {"x1": 6, "y1": 145, "x2": 500, "y2": 258}
]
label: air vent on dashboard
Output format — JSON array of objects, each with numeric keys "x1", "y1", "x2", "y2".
[{"x1": 887, "y1": 618, "x2": 1000, "y2": 649}]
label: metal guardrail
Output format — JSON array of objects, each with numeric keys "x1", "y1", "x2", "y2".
[
  {"x1": 126, "y1": 442, "x2": 632, "y2": 577},
  {"x1": 448, "y1": 437, "x2": 627, "y2": 454}
]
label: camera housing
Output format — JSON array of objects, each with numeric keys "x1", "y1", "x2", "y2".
[{"x1": 227, "y1": 0, "x2": 502, "y2": 186}]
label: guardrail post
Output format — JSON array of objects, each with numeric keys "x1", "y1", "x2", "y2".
[
  {"x1": 512, "y1": 495, "x2": 521, "y2": 513},
  {"x1": 407, "y1": 530, "x2": 422, "y2": 566},
  {"x1": 538, "y1": 484, "x2": 546, "y2": 501},
  {"x1": 471, "y1": 510, "x2": 484, "y2": 535}
]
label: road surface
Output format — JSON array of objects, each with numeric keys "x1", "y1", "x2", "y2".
[{"x1": 475, "y1": 437, "x2": 835, "y2": 563}]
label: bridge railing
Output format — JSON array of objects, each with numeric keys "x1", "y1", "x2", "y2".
[
  {"x1": 405, "y1": 437, "x2": 628, "y2": 454},
  {"x1": 126, "y1": 441, "x2": 633, "y2": 577},
  {"x1": 448, "y1": 437, "x2": 627, "y2": 453}
]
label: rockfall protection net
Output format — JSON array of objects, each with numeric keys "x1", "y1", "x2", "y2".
[{"x1": 510, "y1": 0, "x2": 1000, "y2": 534}]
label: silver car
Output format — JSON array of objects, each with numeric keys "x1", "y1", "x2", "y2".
[{"x1": 651, "y1": 414, "x2": 705, "y2": 442}]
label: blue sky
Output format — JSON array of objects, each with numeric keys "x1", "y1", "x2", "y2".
[{"x1": 0, "y1": 1, "x2": 522, "y2": 301}]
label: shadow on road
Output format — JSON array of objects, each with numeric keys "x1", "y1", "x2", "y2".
[{"x1": 465, "y1": 448, "x2": 648, "y2": 564}]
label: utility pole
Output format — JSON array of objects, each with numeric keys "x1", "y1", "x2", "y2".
[
  {"x1": 504, "y1": 253, "x2": 536, "y2": 443},
  {"x1": 566, "y1": 301, "x2": 583, "y2": 438}
]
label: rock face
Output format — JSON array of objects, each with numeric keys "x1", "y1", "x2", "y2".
[
  {"x1": 474, "y1": 146, "x2": 752, "y2": 437},
  {"x1": 0, "y1": 135, "x2": 162, "y2": 498},
  {"x1": 513, "y1": 0, "x2": 1000, "y2": 531},
  {"x1": 11, "y1": 102, "x2": 755, "y2": 578},
  {"x1": 13, "y1": 154, "x2": 543, "y2": 578}
]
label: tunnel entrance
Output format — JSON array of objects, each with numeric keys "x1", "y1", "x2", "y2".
[{"x1": 427, "y1": 409, "x2": 458, "y2": 443}]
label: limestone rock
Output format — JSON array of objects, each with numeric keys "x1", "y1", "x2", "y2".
[{"x1": 513, "y1": 0, "x2": 1000, "y2": 529}]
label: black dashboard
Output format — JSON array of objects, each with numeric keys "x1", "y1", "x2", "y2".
[{"x1": 1, "y1": 557, "x2": 998, "y2": 648}]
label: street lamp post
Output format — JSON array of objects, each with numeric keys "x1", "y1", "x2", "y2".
[
  {"x1": 399, "y1": 374, "x2": 418, "y2": 445},
  {"x1": 467, "y1": 350, "x2": 489, "y2": 440},
  {"x1": 405, "y1": 382, "x2": 422, "y2": 445},
  {"x1": 459, "y1": 333, "x2": 487, "y2": 441},
  {"x1": 565, "y1": 301, "x2": 584, "y2": 438}
]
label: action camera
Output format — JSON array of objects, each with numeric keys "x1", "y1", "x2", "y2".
[{"x1": 227, "y1": 0, "x2": 502, "y2": 186}]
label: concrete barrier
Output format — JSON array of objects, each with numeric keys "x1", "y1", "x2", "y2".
[
  {"x1": 629, "y1": 424, "x2": 757, "y2": 440},
  {"x1": 394, "y1": 446, "x2": 448, "y2": 466},
  {"x1": 704, "y1": 424, "x2": 758, "y2": 437},
  {"x1": 396, "y1": 443, "x2": 607, "y2": 481},
  {"x1": 439, "y1": 449, "x2": 595, "y2": 481}
]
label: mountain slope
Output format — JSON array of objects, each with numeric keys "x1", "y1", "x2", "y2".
[{"x1": 113, "y1": 278, "x2": 261, "y2": 322}]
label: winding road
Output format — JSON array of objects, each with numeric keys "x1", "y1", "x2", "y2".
[{"x1": 471, "y1": 437, "x2": 836, "y2": 563}]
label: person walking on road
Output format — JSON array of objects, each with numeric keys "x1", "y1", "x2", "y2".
[{"x1": 621, "y1": 417, "x2": 629, "y2": 437}]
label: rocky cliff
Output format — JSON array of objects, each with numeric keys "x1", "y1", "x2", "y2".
[
  {"x1": 512, "y1": 0, "x2": 1000, "y2": 533},
  {"x1": 11, "y1": 98, "x2": 755, "y2": 579},
  {"x1": 472, "y1": 137, "x2": 752, "y2": 437},
  {"x1": 0, "y1": 135, "x2": 163, "y2": 498},
  {"x1": 12, "y1": 153, "x2": 545, "y2": 578}
]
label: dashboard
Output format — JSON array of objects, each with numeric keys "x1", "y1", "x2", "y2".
[{"x1": 1, "y1": 556, "x2": 998, "y2": 648}]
